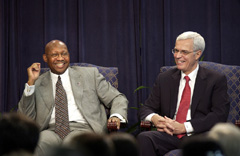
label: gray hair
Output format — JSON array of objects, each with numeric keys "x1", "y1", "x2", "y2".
[{"x1": 176, "y1": 31, "x2": 205, "y2": 53}]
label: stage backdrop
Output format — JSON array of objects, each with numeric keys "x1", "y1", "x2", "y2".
[{"x1": 1, "y1": 0, "x2": 240, "y2": 130}]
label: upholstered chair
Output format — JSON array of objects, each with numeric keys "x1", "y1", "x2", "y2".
[{"x1": 141, "y1": 61, "x2": 240, "y2": 156}]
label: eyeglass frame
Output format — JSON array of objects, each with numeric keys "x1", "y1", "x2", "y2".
[
  {"x1": 47, "y1": 52, "x2": 69, "y2": 58},
  {"x1": 172, "y1": 48, "x2": 198, "y2": 56}
]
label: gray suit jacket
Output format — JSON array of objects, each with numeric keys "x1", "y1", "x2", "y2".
[{"x1": 18, "y1": 66, "x2": 128, "y2": 133}]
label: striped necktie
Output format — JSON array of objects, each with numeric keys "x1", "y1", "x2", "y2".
[{"x1": 55, "y1": 76, "x2": 71, "y2": 139}]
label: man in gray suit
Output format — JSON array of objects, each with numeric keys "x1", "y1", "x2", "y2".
[{"x1": 18, "y1": 40, "x2": 128, "y2": 156}]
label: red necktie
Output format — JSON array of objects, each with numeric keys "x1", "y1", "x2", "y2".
[
  {"x1": 55, "y1": 76, "x2": 71, "y2": 139},
  {"x1": 176, "y1": 76, "x2": 191, "y2": 138}
]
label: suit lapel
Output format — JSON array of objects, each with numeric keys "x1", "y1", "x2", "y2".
[
  {"x1": 39, "y1": 72, "x2": 54, "y2": 111},
  {"x1": 69, "y1": 67, "x2": 83, "y2": 108},
  {"x1": 170, "y1": 70, "x2": 181, "y2": 118},
  {"x1": 191, "y1": 66, "x2": 207, "y2": 116}
]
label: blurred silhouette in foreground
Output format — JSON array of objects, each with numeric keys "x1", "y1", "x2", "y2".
[
  {"x1": 181, "y1": 135, "x2": 225, "y2": 156},
  {"x1": 69, "y1": 132, "x2": 114, "y2": 156},
  {"x1": 0, "y1": 112, "x2": 39, "y2": 156},
  {"x1": 208, "y1": 123, "x2": 240, "y2": 156},
  {"x1": 109, "y1": 132, "x2": 139, "y2": 156}
]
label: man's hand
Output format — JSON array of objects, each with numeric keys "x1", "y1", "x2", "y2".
[
  {"x1": 27, "y1": 63, "x2": 41, "y2": 86},
  {"x1": 108, "y1": 117, "x2": 121, "y2": 130},
  {"x1": 164, "y1": 116, "x2": 186, "y2": 135},
  {"x1": 151, "y1": 114, "x2": 169, "y2": 133}
]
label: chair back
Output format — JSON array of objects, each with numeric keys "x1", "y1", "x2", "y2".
[
  {"x1": 160, "y1": 61, "x2": 240, "y2": 124},
  {"x1": 40, "y1": 63, "x2": 118, "y2": 89}
]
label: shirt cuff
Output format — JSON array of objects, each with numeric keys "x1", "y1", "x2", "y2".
[
  {"x1": 110, "y1": 113, "x2": 126, "y2": 123},
  {"x1": 24, "y1": 83, "x2": 35, "y2": 96},
  {"x1": 145, "y1": 113, "x2": 157, "y2": 122},
  {"x1": 184, "y1": 121, "x2": 194, "y2": 135}
]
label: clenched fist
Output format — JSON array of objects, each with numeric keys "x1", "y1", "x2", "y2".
[{"x1": 27, "y1": 63, "x2": 41, "y2": 86}]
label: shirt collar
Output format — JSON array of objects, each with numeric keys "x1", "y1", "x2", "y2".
[
  {"x1": 181, "y1": 64, "x2": 199, "y2": 81},
  {"x1": 50, "y1": 68, "x2": 69, "y2": 82}
]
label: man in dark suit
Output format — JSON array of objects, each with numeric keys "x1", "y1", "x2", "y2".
[
  {"x1": 18, "y1": 40, "x2": 128, "y2": 156},
  {"x1": 137, "y1": 31, "x2": 229, "y2": 156}
]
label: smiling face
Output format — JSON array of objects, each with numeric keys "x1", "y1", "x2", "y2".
[
  {"x1": 174, "y1": 39, "x2": 202, "y2": 75},
  {"x1": 43, "y1": 40, "x2": 70, "y2": 75}
]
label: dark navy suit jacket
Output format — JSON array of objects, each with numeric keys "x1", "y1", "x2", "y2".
[{"x1": 139, "y1": 65, "x2": 230, "y2": 134}]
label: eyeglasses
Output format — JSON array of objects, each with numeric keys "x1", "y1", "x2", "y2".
[
  {"x1": 48, "y1": 52, "x2": 69, "y2": 58},
  {"x1": 172, "y1": 48, "x2": 195, "y2": 56}
]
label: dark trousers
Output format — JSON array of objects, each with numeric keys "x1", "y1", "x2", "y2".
[{"x1": 137, "y1": 131, "x2": 182, "y2": 156}]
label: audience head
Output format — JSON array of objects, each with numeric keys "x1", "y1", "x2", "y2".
[
  {"x1": 43, "y1": 40, "x2": 70, "y2": 75},
  {"x1": 69, "y1": 132, "x2": 114, "y2": 156},
  {"x1": 181, "y1": 135, "x2": 225, "y2": 156},
  {"x1": 109, "y1": 132, "x2": 139, "y2": 156},
  {"x1": 46, "y1": 146, "x2": 85, "y2": 156},
  {"x1": 0, "y1": 112, "x2": 40, "y2": 155},
  {"x1": 208, "y1": 123, "x2": 240, "y2": 156}
]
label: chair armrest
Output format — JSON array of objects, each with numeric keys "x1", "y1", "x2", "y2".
[
  {"x1": 107, "y1": 121, "x2": 127, "y2": 133},
  {"x1": 140, "y1": 121, "x2": 152, "y2": 131},
  {"x1": 235, "y1": 120, "x2": 240, "y2": 128},
  {"x1": 107, "y1": 122, "x2": 118, "y2": 132}
]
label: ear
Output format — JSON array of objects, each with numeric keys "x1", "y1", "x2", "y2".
[
  {"x1": 43, "y1": 54, "x2": 47, "y2": 62},
  {"x1": 195, "y1": 50, "x2": 202, "y2": 60}
]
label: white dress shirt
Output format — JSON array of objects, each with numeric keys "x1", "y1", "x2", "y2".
[{"x1": 49, "y1": 69, "x2": 87, "y2": 124}]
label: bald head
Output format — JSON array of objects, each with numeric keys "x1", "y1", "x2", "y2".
[
  {"x1": 43, "y1": 39, "x2": 70, "y2": 75},
  {"x1": 45, "y1": 40, "x2": 68, "y2": 55}
]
